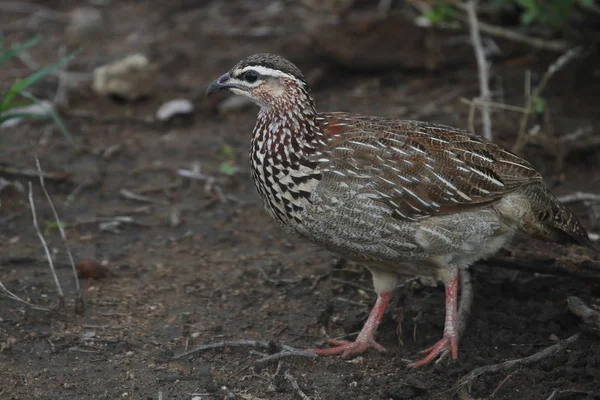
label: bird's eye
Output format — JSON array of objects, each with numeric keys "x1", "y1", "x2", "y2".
[{"x1": 244, "y1": 71, "x2": 259, "y2": 83}]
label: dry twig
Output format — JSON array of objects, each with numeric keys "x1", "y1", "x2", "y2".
[
  {"x1": 482, "y1": 253, "x2": 600, "y2": 281},
  {"x1": 557, "y1": 192, "x2": 600, "y2": 204},
  {"x1": 119, "y1": 188, "x2": 169, "y2": 206},
  {"x1": 284, "y1": 370, "x2": 312, "y2": 400},
  {"x1": 0, "y1": 164, "x2": 68, "y2": 181},
  {"x1": 0, "y1": 281, "x2": 50, "y2": 311},
  {"x1": 512, "y1": 47, "x2": 583, "y2": 154},
  {"x1": 171, "y1": 340, "x2": 317, "y2": 364},
  {"x1": 465, "y1": 0, "x2": 492, "y2": 140},
  {"x1": 410, "y1": 0, "x2": 569, "y2": 51},
  {"x1": 567, "y1": 296, "x2": 600, "y2": 335},
  {"x1": 455, "y1": 333, "x2": 580, "y2": 395},
  {"x1": 449, "y1": 1, "x2": 569, "y2": 51},
  {"x1": 35, "y1": 157, "x2": 83, "y2": 313},
  {"x1": 28, "y1": 181, "x2": 65, "y2": 307}
]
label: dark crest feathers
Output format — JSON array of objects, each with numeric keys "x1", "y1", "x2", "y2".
[{"x1": 234, "y1": 53, "x2": 307, "y2": 85}]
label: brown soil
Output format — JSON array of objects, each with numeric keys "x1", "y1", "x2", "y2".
[{"x1": 1, "y1": 1, "x2": 600, "y2": 399}]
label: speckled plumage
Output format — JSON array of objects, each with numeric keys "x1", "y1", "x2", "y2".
[{"x1": 207, "y1": 53, "x2": 595, "y2": 366}]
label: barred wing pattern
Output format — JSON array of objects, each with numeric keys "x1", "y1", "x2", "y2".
[{"x1": 314, "y1": 112, "x2": 542, "y2": 221}]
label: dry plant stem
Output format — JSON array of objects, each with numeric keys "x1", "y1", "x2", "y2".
[
  {"x1": 284, "y1": 371, "x2": 312, "y2": 400},
  {"x1": 568, "y1": 296, "x2": 600, "y2": 334},
  {"x1": 483, "y1": 255, "x2": 600, "y2": 281},
  {"x1": 0, "y1": 1, "x2": 67, "y2": 19},
  {"x1": 171, "y1": 340, "x2": 317, "y2": 363},
  {"x1": 557, "y1": 192, "x2": 600, "y2": 204},
  {"x1": 28, "y1": 181, "x2": 65, "y2": 307},
  {"x1": 0, "y1": 164, "x2": 68, "y2": 181},
  {"x1": 512, "y1": 47, "x2": 582, "y2": 154},
  {"x1": 54, "y1": 46, "x2": 69, "y2": 106},
  {"x1": 0, "y1": 281, "x2": 50, "y2": 311},
  {"x1": 450, "y1": 1, "x2": 569, "y2": 51},
  {"x1": 35, "y1": 157, "x2": 83, "y2": 313},
  {"x1": 455, "y1": 333, "x2": 580, "y2": 393},
  {"x1": 459, "y1": 97, "x2": 528, "y2": 114},
  {"x1": 465, "y1": 0, "x2": 492, "y2": 140}
]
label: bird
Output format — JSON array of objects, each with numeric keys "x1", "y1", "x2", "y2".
[{"x1": 206, "y1": 53, "x2": 596, "y2": 367}]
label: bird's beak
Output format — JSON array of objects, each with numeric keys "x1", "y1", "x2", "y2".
[{"x1": 206, "y1": 73, "x2": 236, "y2": 95}]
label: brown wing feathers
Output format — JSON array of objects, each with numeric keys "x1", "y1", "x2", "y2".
[{"x1": 318, "y1": 113, "x2": 542, "y2": 220}]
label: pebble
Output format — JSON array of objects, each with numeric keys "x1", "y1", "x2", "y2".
[
  {"x1": 66, "y1": 7, "x2": 104, "y2": 44},
  {"x1": 156, "y1": 99, "x2": 194, "y2": 121},
  {"x1": 92, "y1": 54, "x2": 158, "y2": 101}
]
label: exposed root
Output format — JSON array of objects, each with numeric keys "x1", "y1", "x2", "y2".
[
  {"x1": 454, "y1": 333, "x2": 580, "y2": 396},
  {"x1": 568, "y1": 296, "x2": 600, "y2": 336},
  {"x1": 284, "y1": 370, "x2": 312, "y2": 400},
  {"x1": 171, "y1": 339, "x2": 317, "y2": 365}
]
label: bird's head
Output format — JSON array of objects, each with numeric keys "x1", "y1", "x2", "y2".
[{"x1": 206, "y1": 53, "x2": 310, "y2": 109}]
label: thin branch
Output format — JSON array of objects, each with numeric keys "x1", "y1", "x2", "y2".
[
  {"x1": 465, "y1": 0, "x2": 492, "y2": 140},
  {"x1": 455, "y1": 333, "x2": 580, "y2": 393},
  {"x1": 450, "y1": 1, "x2": 569, "y2": 51},
  {"x1": 35, "y1": 157, "x2": 83, "y2": 313},
  {"x1": 171, "y1": 339, "x2": 317, "y2": 365},
  {"x1": 28, "y1": 181, "x2": 65, "y2": 307},
  {"x1": 568, "y1": 296, "x2": 600, "y2": 335},
  {"x1": 284, "y1": 371, "x2": 312, "y2": 400},
  {"x1": 0, "y1": 164, "x2": 69, "y2": 181},
  {"x1": 410, "y1": 0, "x2": 570, "y2": 52},
  {"x1": 557, "y1": 192, "x2": 600, "y2": 204},
  {"x1": 481, "y1": 254, "x2": 600, "y2": 281},
  {"x1": 512, "y1": 47, "x2": 582, "y2": 153},
  {"x1": 0, "y1": 281, "x2": 51, "y2": 311},
  {"x1": 459, "y1": 97, "x2": 529, "y2": 113}
]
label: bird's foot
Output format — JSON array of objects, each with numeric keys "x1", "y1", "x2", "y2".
[
  {"x1": 407, "y1": 332, "x2": 458, "y2": 368},
  {"x1": 314, "y1": 337, "x2": 386, "y2": 358}
]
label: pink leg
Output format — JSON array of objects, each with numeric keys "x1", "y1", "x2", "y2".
[
  {"x1": 408, "y1": 270, "x2": 459, "y2": 368},
  {"x1": 314, "y1": 291, "x2": 392, "y2": 358}
]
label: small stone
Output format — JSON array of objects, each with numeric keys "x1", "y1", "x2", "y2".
[
  {"x1": 156, "y1": 99, "x2": 194, "y2": 121},
  {"x1": 81, "y1": 331, "x2": 96, "y2": 340},
  {"x1": 92, "y1": 54, "x2": 158, "y2": 101},
  {"x1": 66, "y1": 7, "x2": 103, "y2": 45},
  {"x1": 346, "y1": 356, "x2": 363, "y2": 364}
]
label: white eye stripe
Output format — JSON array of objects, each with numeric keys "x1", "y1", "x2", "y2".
[{"x1": 233, "y1": 65, "x2": 306, "y2": 86}]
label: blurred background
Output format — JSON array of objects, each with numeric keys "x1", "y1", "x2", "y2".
[{"x1": 1, "y1": 1, "x2": 599, "y2": 399}]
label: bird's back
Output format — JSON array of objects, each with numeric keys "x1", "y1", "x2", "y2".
[{"x1": 308, "y1": 112, "x2": 595, "y2": 253}]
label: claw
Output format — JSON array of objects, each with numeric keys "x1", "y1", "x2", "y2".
[
  {"x1": 313, "y1": 291, "x2": 392, "y2": 358},
  {"x1": 408, "y1": 334, "x2": 457, "y2": 368},
  {"x1": 314, "y1": 338, "x2": 386, "y2": 357}
]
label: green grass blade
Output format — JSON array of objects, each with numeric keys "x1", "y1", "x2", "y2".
[
  {"x1": 1, "y1": 49, "x2": 78, "y2": 111},
  {"x1": 0, "y1": 36, "x2": 40, "y2": 66},
  {"x1": 19, "y1": 91, "x2": 71, "y2": 140},
  {"x1": 0, "y1": 112, "x2": 47, "y2": 126}
]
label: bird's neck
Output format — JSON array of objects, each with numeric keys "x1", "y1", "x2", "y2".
[
  {"x1": 250, "y1": 87, "x2": 324, "y2": 225},
  {"x1": 252, "y1": 87, "x2": 322, "y2": 161}
]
